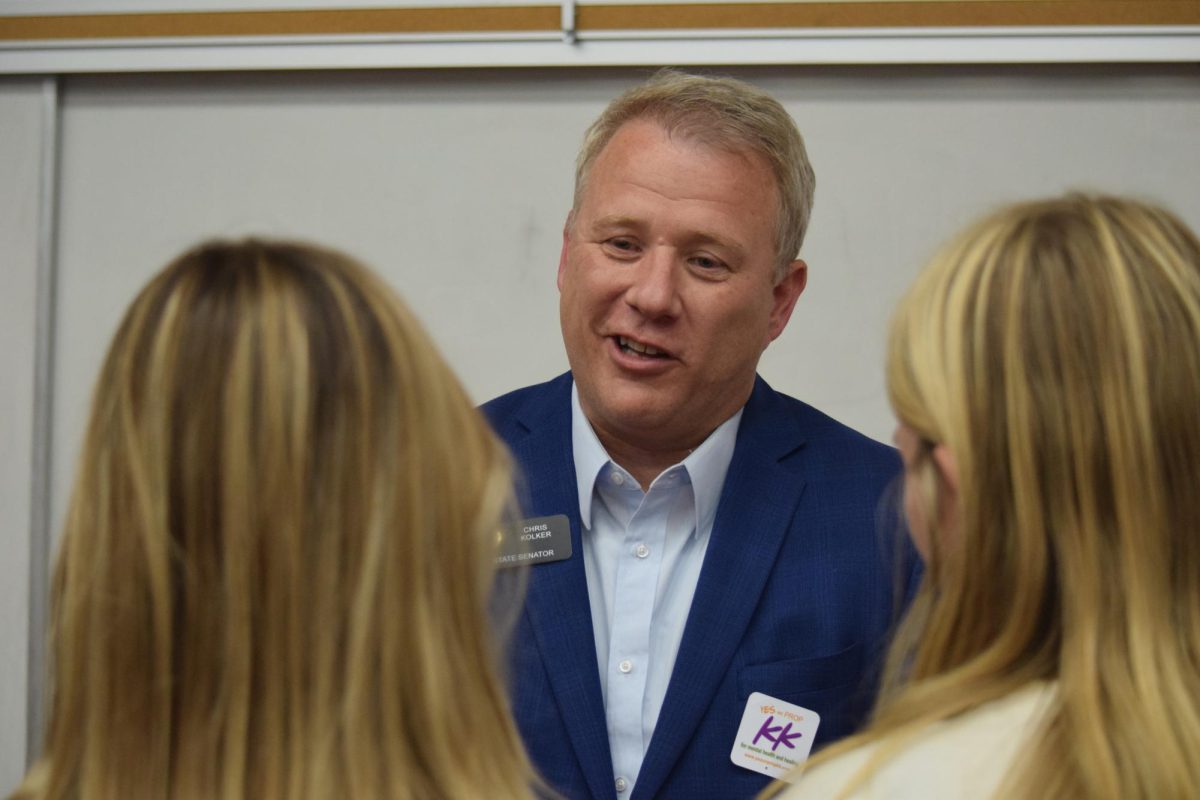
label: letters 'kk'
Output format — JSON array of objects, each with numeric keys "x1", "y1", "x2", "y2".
[{"x1": 753, "y1": 715, "x2": 803, "y2": 752}]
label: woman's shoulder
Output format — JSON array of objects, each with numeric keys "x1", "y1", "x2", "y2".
[{"x1": 778, "y1": 683, "x2": 1056, "y2": 800}]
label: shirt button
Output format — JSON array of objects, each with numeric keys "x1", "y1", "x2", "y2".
[
  {"x1": 615, "y1": 776, "x2": 629, "y2": 793},
  {"x1": 634, "y1": 543, "x2": 650, "y2": 558},
  {"x1": 618, "y1": 659, "x2": 633, "y2": 674},
  {"x1": 611, "y1": 472, "x2": 626, "y2": 486}
]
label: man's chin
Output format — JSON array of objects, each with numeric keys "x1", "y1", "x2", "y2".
[{"x1": 589, "y1": 399, "x2": 693, "y2": 445}]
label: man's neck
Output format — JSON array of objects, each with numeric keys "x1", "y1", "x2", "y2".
[{"x1": 596, "y1": 432, "x2": 698, "y2": 492}]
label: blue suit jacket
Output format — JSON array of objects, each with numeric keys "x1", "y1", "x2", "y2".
[{"x1": 482, "y1": 373, "x2": 910, "y2": 800}]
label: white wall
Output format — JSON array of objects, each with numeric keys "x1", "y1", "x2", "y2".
[
  {"x1": 51, "y1": 66, "x2": 1200, "y2": 508},
  {"x1": 7, "y1": 62, "x2": 1200, "y2": 784}
]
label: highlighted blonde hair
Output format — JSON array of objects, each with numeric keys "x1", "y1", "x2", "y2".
[
  {"x1": 15, "y1": 240, "x2": 539, "y2": 800},
  {"x1": 770, "y1": 194, "x2": 1200, "y2": 799}
]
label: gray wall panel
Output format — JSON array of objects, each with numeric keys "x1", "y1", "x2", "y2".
[{"x1": 0, "y1": 74, "x2": 53, "y2": 791}]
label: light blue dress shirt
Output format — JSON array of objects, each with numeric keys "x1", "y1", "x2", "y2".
[{"x1": 571, "y1": 384, "x2": 743, "y2": 796}]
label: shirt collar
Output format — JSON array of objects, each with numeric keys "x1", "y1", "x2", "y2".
[
  {"x1": 570, "y1": 382, "x2": 743, "y2": 536},
  {"x1": 681, "y1": 407, "x2": 742, "y2": 537},
  {"x1": 571, "y1": 383, "x2": 613, "y2": 530}
]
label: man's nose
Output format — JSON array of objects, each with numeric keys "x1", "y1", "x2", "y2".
[{"x1": 624, "y1": 247, "x2": 681, "y2": 319}]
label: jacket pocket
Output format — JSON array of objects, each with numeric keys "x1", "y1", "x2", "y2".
[
  {"x1": 737, "y1": 643, "x2": 871, "y2": 744},
  {"x1": 737, "y1": 642, "x2": 865, "y2": 702}
]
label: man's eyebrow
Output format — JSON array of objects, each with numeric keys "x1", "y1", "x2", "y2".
[
  {"x1": 684, "y1": 232, "x2": 747, "y2": 261},
  {"x1": 590, "y1": 215, "x2": 640, "y2": 231}
]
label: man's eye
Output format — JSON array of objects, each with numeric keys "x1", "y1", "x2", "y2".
[
  {"x1": 690, "y1": 255, "x2": 726, "y2": 271},
  {"x1": 604, "y1": 238, "x2": 640, "y2": 255}
]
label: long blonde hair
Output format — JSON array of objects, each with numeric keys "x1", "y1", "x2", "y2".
[
  {"x1": 780, "y1": 194, "x2": 1200, "y2": 798},
  {"x1": 14, "y1": 240, "x2": 539, "y2": 799}
]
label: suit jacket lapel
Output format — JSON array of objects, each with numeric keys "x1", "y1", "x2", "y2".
[
  {"x1": 632, "y1": 378, "x2": 807, "y2": 799},
  {"x1": 510, "y1": 376, "x2": 615, "y2": 800}
]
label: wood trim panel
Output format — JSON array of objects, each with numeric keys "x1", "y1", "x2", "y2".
[
  {"x1": 0, "y1": 2, "x2": 1196, "y2": 42},
  {"x1": 0, "y1": 7, "x2": 561, "y2": 40},
  {"x1": 581, "y1": 2, "x2": 1200, "y2": 30}
]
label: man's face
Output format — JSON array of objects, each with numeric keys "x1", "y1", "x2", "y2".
[{"x1": 558, "y1": 118, "x2": 807, "y2": 454}]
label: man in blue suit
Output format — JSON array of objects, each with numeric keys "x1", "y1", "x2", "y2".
[{"x1": 483, "y1": 70, "x2": 908, "y2": 799}]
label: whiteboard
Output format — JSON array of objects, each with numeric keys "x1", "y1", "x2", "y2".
[
  {"x1": 0, "y1": 59, "x2": 1190, "y2": 789},
  {"x1": 49, "y1": 64, "x2": 1200, "y2": 548}
]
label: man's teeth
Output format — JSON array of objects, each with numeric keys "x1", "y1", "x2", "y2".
[{"x1": 619, "y1": 336, "x2": 662, "y2": 356}]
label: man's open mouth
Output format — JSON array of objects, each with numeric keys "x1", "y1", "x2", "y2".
[{"x1": 617, "y1": 335, "x2": 670, "y2": 359}]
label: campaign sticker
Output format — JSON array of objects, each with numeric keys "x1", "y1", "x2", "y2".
[
  {"x1": 730, "y1": 692, "x2": 820, "y2": 781},
  {"x1": 495, "y1": 514, "x2": 572, "y2": 568}
]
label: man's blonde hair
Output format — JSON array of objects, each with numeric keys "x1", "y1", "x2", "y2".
[
  {"x1": 15, "y1": 240, "x2": 539, "y2": 800},
  {"x1": 574, "y1": 68, "x2": 815, "y2": 280}
]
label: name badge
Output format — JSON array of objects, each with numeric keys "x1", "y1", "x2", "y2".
[
  {"x1": 495, "y1": 514, "x2": 573, "y2": 568},
  {"x1": 730, "y1": 692, "x2": 821, "y2": 782}
]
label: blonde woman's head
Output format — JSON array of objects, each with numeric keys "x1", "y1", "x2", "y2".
[
  {"x1": 21, "y1": 240, "x2": 537, "y2": 800},
  {"x1": 884, "y1": 193, "x2": 1200, "y2": 797}
]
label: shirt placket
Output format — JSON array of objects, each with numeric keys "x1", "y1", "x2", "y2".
[{"x1": 605, "y1": 473, "x2": 672, "y2": 794}]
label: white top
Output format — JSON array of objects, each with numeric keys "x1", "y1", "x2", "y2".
[
  {"x1": 779, "y1": 683, "x2": 1056, "y2": 800},
  {"x1": 570, "y1": 383, "x2": 742, "y2": 796}
]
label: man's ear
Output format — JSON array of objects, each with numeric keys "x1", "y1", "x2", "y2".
[
  {"x1": 767, "y1": 259, "x2": 808, "y2": 342},
  {"x1": 557, "y1": 212, "x2": 574, "y2": 292}
]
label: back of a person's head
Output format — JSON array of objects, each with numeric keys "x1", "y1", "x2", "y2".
[
  {"x1": 14, "y1": 240, "x2": 537, "y2": 800},
  {"x1": 884, "y1": 193, "x2": 1200, "y2": 798}
]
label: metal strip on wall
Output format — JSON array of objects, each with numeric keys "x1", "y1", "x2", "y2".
[{"x1": 26, "y1": 74, "x2": 59, "y2": 767}]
